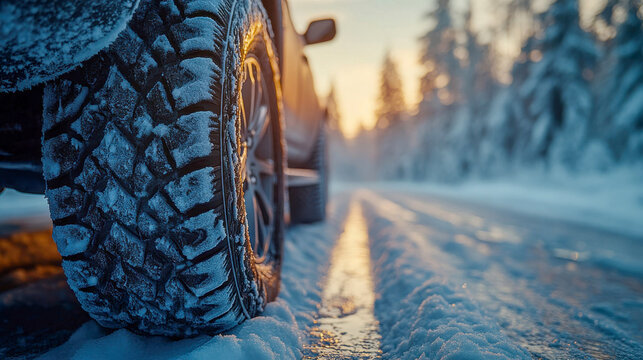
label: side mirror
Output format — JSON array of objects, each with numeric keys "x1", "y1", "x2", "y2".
[{"x1": 304, "y1": 18, "x2": 336, "y2": 45}]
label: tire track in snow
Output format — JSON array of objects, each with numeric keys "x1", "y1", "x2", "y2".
[
  {"x1": 304, "y1": 199, "x2": 382, "y2": 359},
  {"x1": 360, "y1": 190, "x2": 531, "y2": 360},
  {"x1": 385, "y1": 191, "x2": 643, "y2": 359},
  {"x1": 364, "y1": 190, "x2": 643, "y2": 359}
]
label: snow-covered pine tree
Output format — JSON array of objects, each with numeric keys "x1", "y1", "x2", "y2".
[
  {"x1": 504, "y1": 35, "x2": 540, "y2": 166},
  {"x1": 464, "y1": 3, "x2": 511, "y2": 177},
  {"x1": 326, "y1": 84, "x2": 344, "y2": 141},
  {"x1": 476, "y1": 88, "x2": 514, "y2": 176},
  {"x1": 325, "y1": 84, "x2": 351, "y2": 180},
  {"x1": 600, "y1": 1, "x2": 643, "y2": 164},
  {"x1": 375, "y1": 52, "x2": 406, "y2": 130},
  {"x1": 451, "y1": 6, "x2": 487, "y2": 177},
  {"x1": 415, "y1": 0, "x2": 464, "y2": 180},
  {"x1": 468, "y1": 0, "x2": 537, "y2": 177},
  {"x1": 518, "y1": 0, "x2": 599, "y2": 170},
  {"x1": 418, "y1": 0, "x2": 459, "y2": 117},
  {"x1": 595, "y1": 0, "x2": 623, "y2": 30},
  {"x1": 375, "y1": 52, "x2": 407, "y2": 179}
]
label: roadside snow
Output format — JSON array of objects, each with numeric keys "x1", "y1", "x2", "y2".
[
  {"x1": 343, "y1": 168, "x2": 643, "y2": 238},
  {"x1": 39, "y1": 305, "x2": 299, "y2": 360},
  {"x1": 0, "y1": 189, "x2": 50, "y2": 222}
]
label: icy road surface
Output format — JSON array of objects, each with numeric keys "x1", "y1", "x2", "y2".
[{"x1": 1, "y1": 187, "x2": 642, "y2": 359}]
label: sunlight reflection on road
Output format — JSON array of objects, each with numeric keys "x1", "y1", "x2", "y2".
[{"x1": 304, "y1": 201, "x2": 382, "y2": 359}]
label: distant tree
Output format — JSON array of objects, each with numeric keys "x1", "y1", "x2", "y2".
[
  {"x1": 597, "y1": 0, "x2": 621, "y2": 26},
  {"x1": 375, "y1": 52, "x2": 406, "y2": 129},
  {"x1": 453, "y1": 6, "x2": 490, "y2": 176},
  {"x1": 593, "y1": 0, "x2": 631, "y2": 36},
  {"x1": 517, "y1": 0, "x2": 599, "y2": 168},
  {"x1": 325, "y1": 84, "x2": 350, "y2": 180},
  {"x1": 418, "y1": 0, "x2": 459, "y2": 115},
  {"x1": 601, "y1": 1, "x2": 643, "y2": 163},
  {"x1": 504, "y1": 35, "x2": 541, "y2": 163},
  {"x1": 325, "y1": 84, "x2": 343, "y2": 139},
  {"x1": 506, "y1": 0, "x2": 533, "y2": 28},
  {"x1": 374, "y1": 52, "x2": 409, "y2": 179}
]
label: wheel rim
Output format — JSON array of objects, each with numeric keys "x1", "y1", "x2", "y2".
[{"x1": 239, "y1": 55, "x2": 277, "y2": 264}]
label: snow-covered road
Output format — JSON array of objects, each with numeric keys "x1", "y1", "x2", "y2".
[
  {"x1": 359, "y1": 189, "x2": 643, "y2": 359},
  {"x1": 1, "y1": 187, "x2": 642, "y2": 359}
]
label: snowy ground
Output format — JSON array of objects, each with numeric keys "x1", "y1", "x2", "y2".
[
  {"x1": 359, "y1": 189, "x2": 642, "y2": 359},
  {"x1": 33, "y1": 199, "x2": 349, "y2": 360},
  {"x1": 1, "y1": 184, "x2": 642, "y2": 359},
  {"x1": 338, "y1": 169, "x2": 643, "y2": 239}
]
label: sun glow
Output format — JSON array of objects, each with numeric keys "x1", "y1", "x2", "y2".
[{"x1": 288, "y1": 0, "x2": 614, "y2": 139}]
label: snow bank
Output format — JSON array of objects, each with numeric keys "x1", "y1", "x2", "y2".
[
  {"x1": 422, "y1": 170, "x2": 643, "y2": 238},
  {"x1": 341, "y1": 168, "x2": 643, "y2": 238},
  {"x1": 38, "y1": 197, "x2": 349, "y2": 359},
  {"x1": 0, "y1": 189, "x2": 50, "y2": 223},
  {"x1": 39, "y1": 302, "x2": 299, "y2": 360},
  {"x1": 361, "y1": 192, "x2": 531, "y2": 360}
]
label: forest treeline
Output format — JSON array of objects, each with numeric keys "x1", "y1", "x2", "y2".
[{"x1": 330, "y1": 0, "x2": 643, "y2": 181}]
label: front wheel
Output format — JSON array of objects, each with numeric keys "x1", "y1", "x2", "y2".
[{"x1": 42, "y1": 0, "x2": 284, "y2": 336}]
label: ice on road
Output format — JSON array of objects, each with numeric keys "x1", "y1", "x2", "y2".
[
  {"x1": 304, "y1": 202, "x2": 382, "y2": 359},
  {"x1": 2, "y1": 187, "x2": 642, "y2": 359}
]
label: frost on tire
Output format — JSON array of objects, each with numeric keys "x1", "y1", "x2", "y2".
[{"x1": 42, "y1": 0, "x2": 283, "y2": 336}]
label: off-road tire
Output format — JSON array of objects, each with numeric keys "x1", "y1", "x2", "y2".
[
  {"x1": 42, "y1": 0, "x2": 285, "y2": 336},
  {"x1": 289, "y1": 124, "x2": 328, "y2": 223}
]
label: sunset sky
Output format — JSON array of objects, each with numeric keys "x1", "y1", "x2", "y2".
[{"x1": 288, "y1": 0, "x2": 607, "y2": 138}]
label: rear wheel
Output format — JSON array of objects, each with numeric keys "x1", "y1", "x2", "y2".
[
  {"x1": 289, "y1": 124, "x2": 328, "y2": 223},
  {"x1": 42, "y1": 0, "x2": 284, "y2": 336}
]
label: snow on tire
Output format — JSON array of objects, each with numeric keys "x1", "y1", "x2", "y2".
[{"x1": 42, "y1": 0, "x2": 284, "y2": 336}]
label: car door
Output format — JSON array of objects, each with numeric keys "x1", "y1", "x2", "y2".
[{"x1": 280, "y1": 1, "x2": 323, "y2": 167}]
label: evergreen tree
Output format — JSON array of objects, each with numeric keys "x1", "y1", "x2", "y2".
[
  {"x1": 603, "y1": 1, "x2": 643, "y2": 163},
  {"x1": 375, "y1": 52, "x2": 406, "y2": 129},
  {"x1": 595, "y1": 0, "x2": 624, "y2": 31},
  {"x1": 418, "y1": 0, "x2": 459, "y2": 115},
  {"x1": 452, "y1": 6, "x2": 490, "y2": 177},
  {"x1": 505, "y1": 35, "x2": 541, "y2": 164},
  {"x1": 518, "y1": 0, "x2": 598, "y2": 168},
  {"x1": 374, "y1": 52, "x2": 408, "y2": 179},
  {"x1": 325, "y1": 84, "x2": 343, "y2": 139},
  {"x1": 325, "y1": 84, "x2": 350, "y2": 180}
]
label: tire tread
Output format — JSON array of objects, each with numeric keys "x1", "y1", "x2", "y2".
[{"x1": 42, "y1": 0, "x2": 266, "y2": 336}]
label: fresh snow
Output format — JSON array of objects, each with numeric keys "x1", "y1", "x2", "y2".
[
  {"x1": 2, "y1": 186, "x2": 642, "y2": 358},
  {"x1": 164, "y1": 167, "x2": 216, "y2": 213},
  {"x1": 0, "y1": 0, "x2": 140, "y2": 91},
  {"x1": 171, "y1": 58, "x2": 221, "y2": 111},
  {"x1": 52, "y1": 225, "x2": 92, "y2": 257},
  {"x1": 37, "y1": 196, "x2": 348, "y2": 360},
  {"x1": 359, "y1": 189, "x2": 643, "y2": 359},
  {"x1": 0, "y1": 188, "x2": 50, "y2": 222},
  {"x1": 361, "y1": 192, "x2": 531, "y2": 359},
  {"x1": 344, "y1": 169, "x2": 643, "y2": 239}
]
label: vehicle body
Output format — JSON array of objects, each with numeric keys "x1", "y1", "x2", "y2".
[{"x1": 0, "y1": 0, "x2": 335, "y2": 336}]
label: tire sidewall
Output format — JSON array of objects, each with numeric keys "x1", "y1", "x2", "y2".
[{"x1": 219, "y1": 0, "x2": 285, "y2": 316}]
